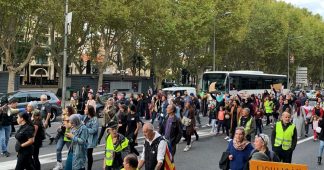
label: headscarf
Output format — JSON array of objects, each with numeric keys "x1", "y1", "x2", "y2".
[
  {"x1": 233, "y1": 127, "x2": 250, "y2": 151},
  {"x1": 233, "y1": 138, "x2": 250, "y2": 151}
]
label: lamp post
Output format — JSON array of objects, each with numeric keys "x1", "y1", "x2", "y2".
[
  {"x1": 287, "y1": 35, "x2": 303, "y2": 89},
  {"x1": 213, "y1": 11, "x2": 232, "y2": 71}
]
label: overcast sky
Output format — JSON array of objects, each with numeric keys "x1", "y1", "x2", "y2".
[{"x1": 281, "y1": 0, "x2": 324, "y2": 17}]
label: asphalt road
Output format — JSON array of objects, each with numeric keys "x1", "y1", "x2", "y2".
[{"x1": 0, "y1": 116, "x2": 322, "y2": 170}]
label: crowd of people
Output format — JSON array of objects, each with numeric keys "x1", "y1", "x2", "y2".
[{"x1": 0, "y1": 85, "x2": 324, "y2": 170}]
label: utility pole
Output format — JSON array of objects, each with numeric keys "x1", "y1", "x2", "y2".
[{"x1": 62, "y1": 0, "x2": 68, "y2": 108}]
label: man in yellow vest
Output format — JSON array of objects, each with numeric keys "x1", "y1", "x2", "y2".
[
  {"x1": 271, "y1": 111, "x2": 297, "y2": 163},
  {"x1": 103, "y1": 120, "x2": 130, "y2": 170},
  {"x1": 238, "y1": 108, "x2": 255, "y2": 141}
]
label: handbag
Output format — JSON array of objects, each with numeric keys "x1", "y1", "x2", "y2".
[
  {"x1": 316, "y1": 127, "x2": 322, "y2": 133},
  {"x1": 181, "y1": 116, "x2": 192, "y2": 126},
  {"x1": 219, "y1": 151, "x2": 230, "y2": 170}
]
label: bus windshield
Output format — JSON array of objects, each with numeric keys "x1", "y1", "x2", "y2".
[{"x1": 202, "y1": 73, "x2": 227, "y2": 92}]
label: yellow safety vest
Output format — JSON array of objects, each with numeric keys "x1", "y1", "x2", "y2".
[
  {"x1": 274, "y1": 122, "x2": 295, "y2": 150},
  {"x1": 264, "y1": 100, "x2": 274, "y2": 114},
  {"x1": 238, "y1": 116, "x2": 253, "y2": 135},
  {"x1": 64, "y1": 128, "x2": 71, "y2": 142},
  {"x1": 105, "y1": 134, "x2": 129, "y2": 166}
]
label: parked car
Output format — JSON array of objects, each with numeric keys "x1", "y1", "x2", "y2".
[
  {"x1": 306, "y1": 90, "x2": 317, "y2": 100},
  {"x1": 2, "y1": 90, "x2": 62, "y2": 122},
  {"x1": 162, "y1": 87, "x2": 197, "y2": 97}
]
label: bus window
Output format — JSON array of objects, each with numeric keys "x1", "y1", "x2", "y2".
[{"x1": 202, "y1": 73, "x2": 227, "y2": 92}]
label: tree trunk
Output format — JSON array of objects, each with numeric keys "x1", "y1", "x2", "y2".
[
  {"x1": 156, "y1": 76, "x2": 163, "y2": 90},
  {"x1": 7, "y1": 70, "x2": 16, "y2": 93},
  {"x1": 57, "y1": 70, "x2": 63, "y2": 88},
  {"x1": 98, "y1": 67, "x2": 104, "y2": 90}
]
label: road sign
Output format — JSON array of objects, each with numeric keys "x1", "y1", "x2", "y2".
[
  {"x1": 296, "y1": 67, "x2": 307, "y2": 84},
  {"x1": 250, "y1": 160, "x2": 308, "y2": 170}
]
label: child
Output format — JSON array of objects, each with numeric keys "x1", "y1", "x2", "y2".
[
  {"x1": 217, "y1": 106, "x2": 225, "y2": 134},
  {"x1": 209, "y1": 103, "x2": 217, "y2": 134},
  {"x1": 312, "y1": 115, "x2": 320, "y2": 141}
]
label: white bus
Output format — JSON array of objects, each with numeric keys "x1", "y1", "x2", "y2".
[{"x1": 202, "y1": 70, "x2": 288, "y2": 95}]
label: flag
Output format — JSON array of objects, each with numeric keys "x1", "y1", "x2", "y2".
[{"x1": 164, "y1": 143, "x2": 176, "y2": 170}]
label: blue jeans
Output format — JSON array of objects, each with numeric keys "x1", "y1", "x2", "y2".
[
  {"x1": 56, "y1": 136, "x2": 71, "y2": 162},
  {"x1": 0, "y1": 125, "x2": 11, "y2": 153},
  {"x1": 319, "y1": 140, "x2": 324, "y2": 157}
]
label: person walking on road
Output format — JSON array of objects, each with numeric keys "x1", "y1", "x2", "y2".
[
  {"x1": 182, "y1": 101, "x2": 196, "y2": 152},
  {"x1": 103, "y1": 120, "x2": 130, "y2": 170},
  {"x1": 159, "y1": 104, "x2": 182, "y2": 157},
  {"x1": 238, "y1": 108, "x2": 255, "y2": 141},
  {"x1": 0, "y1": 98, "x2": 11, "y2": 157},
  {"x1": 32, "y1": 109, "x2": 45, "y2": 170},
  {"x1": 138, "y1": 123, "x2": 167, "y2": 170},
  {"x1": 230, "y1": 100, "x2": 242, "y2": 141},
  {"x1": 271, "y1": 111, "x2": 297, "y2": 163},
  {"x1": 226, "y1": 127, "x2": 254, "y2": 170},
  {"x1": 98, "y1": 98, "x2": 117, "y2": 144},
  {"x1": 64, "y1": 114, "x2": 88, "y2": 170},
  {"x1": 317, "y1": 117, "x2": 324, "y2": 165},
  {"x1": 53, "y1": 106, "x2": 75, "y2": 170},
  {"x1": 15, "y1": 112, "x2": 35, "y2": 170},
  {"x1": 39, "y1": 94, "x2": 55, "y2": 145},
  {"x1": 126, "y1": 104, "x2": 141, "y2": 156},
  {"x1": 292, "y1": 100, "x2": 305, "y2": 139},
  {"x1": 83, "y1": 105, "x2": 99, "y2": 170}
]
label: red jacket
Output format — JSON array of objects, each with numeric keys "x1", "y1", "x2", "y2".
[{"x1": 312, "y1": 107, "x2": 324, "y2": 118}]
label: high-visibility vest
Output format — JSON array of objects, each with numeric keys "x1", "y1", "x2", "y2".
[
  {"x1": 63, "y1": 128, "x2": 71, "y2": 142},
  {"x1": 105, "y1": 134, "x2": 129, "y2": 166},
  {"x1": 264, "y1": 100, "x2": 274, "y2": 114},
  {"x1": 238, "y1": 116, "x2": 253, "y2": 135},
  {"x1": 274, "y1": 122, "x2": 295, "y2": 150}
]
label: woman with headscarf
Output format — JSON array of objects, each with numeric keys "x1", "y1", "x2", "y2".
[
  {"x1": 64, "y1": 114, "x2": 88, "y2": 170},
  {"x1": 15, "y1": 112, "x2": 35, "y2": 170},
  {"x1": 226, "y1": 127, "x2": 254, "y2": 170},
  {"x1": 292, "y1": 100, "x2": 306, "y2": 139}
]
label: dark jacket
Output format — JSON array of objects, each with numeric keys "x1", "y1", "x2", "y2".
[
  {"x1": 0, "y1": 107, "x2": 12, "y2": 126},
  {"x1": 319, "y1": 119, "x2": 324, "y2": 141},
  {"x1": 159, "y1": 115, "x2": 183, "y2": 146}
]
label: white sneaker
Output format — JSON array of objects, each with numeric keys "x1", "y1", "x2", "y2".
[
  {"x1": 224, "y1": 136, "x2": 230, "y2": 140},
  {"x1": 184, "y1": 145, "x2": 190, "y2": 152},
  {"x1": 188, "y1": 144, "x2": 192, "y2": 148},
  {"x1": 53, "y1": 162, "x2": 63, "y2": 170},
  {"x1": 227, "y1": 138, "x2": 232, "y2": 142}
]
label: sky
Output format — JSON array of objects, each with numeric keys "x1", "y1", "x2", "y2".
[{"x1": 281, "y1": 0, "x2": 324, "y2": 17}]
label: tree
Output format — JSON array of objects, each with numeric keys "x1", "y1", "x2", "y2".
[{"x1": 0, "y1": 0, "x2": 50, "y2": 92}]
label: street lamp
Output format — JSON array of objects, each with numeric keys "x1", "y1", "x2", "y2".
[
  {"x1": 287, "y1": 35, "x2": 303, "y2": 89},
  {"x1": 213, "y1": 11, "x2": 232, "y2": 71}
]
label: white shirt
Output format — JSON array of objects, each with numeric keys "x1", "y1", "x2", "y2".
[
  {"x1": 302, "y1": 105, "x2": 313, "y2": 118},
  {"x1": 140, "y1": 131, "x2": 167, "y2": 163}
]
